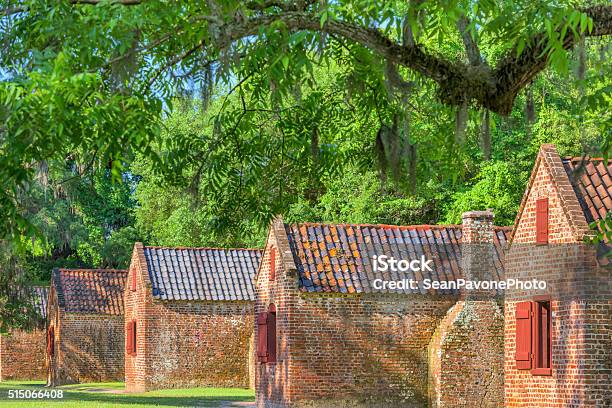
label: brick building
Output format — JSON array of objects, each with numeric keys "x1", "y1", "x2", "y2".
[
  {"x1": 0, "y1": 286, "x2": 48, "y2": 381},
  {"x1": 255, "y1": 214, "x2": 510, "y2": 407},
  {"x1": 505, "y1": 144, "x2": 611, "y2": 407},
  {"x1": 124, "y1": 243, "x2": 262, "y2": 392},
  {"x1": 47, "y1": 268, "x2": 128, "y2": 386}
]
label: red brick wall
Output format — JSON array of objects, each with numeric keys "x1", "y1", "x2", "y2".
[
  {"x1": 506, "y1": 148, "x2": 612, "y2": 407},
  {"x1": 0, "y1": 329, "x2": 46, "y2": 381},
  {"x1": 429, "y1": 300, "x2": 505, "y2": 407},
  {"x1": 124, "y1": 248, "x2": 147, "y2": 392},
  {"x1": 47, "y1": 289, "x2": 124, "y2": 385},
  {"x1": 124, "y1": 244, "x2": 254, "y2": 392},
  {"x1": 256, "y1": 222, "x2": 457, "y2": 407}
]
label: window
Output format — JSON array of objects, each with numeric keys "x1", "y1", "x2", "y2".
[
  {"x1": 514, "y1": 299, "x2": 552, "y2": 375},
  {"x1": 127, "y1": 320, "x2": 137, "y2": 356},
  {"x1": 47, "y1": 326, "x2": 55, "y2": 357},
  {"x1": 257, "y1": 304, "x2": 277, "y2": 363},
  {"x1": 131, "y1": 268, "x2": 137, "y2": 291},
  {"x1": 532, "y1": 300, "x2": 552, "y2": 374},
  {"x1": 535, "y1": 198, "x2": 549, "y2": 244},
  {"x1": 267, "y1": 304, "x2": 277, "y2": 363},
  {"x1": 270, "y1": 248, "x2": 277, "y2": 281}
]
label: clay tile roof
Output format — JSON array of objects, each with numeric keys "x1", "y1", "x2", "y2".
[
  {"x1": 142, "y1": 247, "x2": 262, "y2": 301},
  {"x1": 52, "y1": 269, "x2": 128, "y2": 315},
  {"x1": 562, "y1": 157, "x2": 612, "y2": 228},
  {"x1": 284, "y1": 223, "x2": 509, "y2": 294}
]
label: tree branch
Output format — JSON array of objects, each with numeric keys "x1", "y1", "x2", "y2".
[
  {"x1": 143, "y1": 40, "x2": 211, "y2": 92},
  {"x1": 6, "y1": 2, "x2": 611, "y2": 115},
  {"x1": 1, "y1": 6, "x2": 26, "y2": 17},
  {"x1": 1, "y1": 0, "x2": 141, "y2": 17},
  {"x1": 490, "y1": 4, "x2": 612, "y2": 114},
  {"x1": 212, "y1": 5, "x2": 611, "y2": 115},
  {"x1": 219, "y1": 11, "x2": 468, "y2": 84},
  {"x1": 245, "y1": 0, "x2": 316, "y2": 11},
  {"x1": 71, "y1": 0, "x2": 142, "y2": 5}
]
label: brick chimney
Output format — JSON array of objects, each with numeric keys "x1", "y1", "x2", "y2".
[
  {"x1": 428, "y1": 210, "x2": 505, "y2": 406},
  {"x1": 461, "y1": 210, "x2": 495, "y2": 244},
  {"x1": 461, "y1": 210, "x2": 496, "y2": 299}
]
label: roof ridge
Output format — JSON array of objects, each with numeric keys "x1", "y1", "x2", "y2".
[
  {"x1": 289, "y1": 222, "x2": 464, "y2": 230},
  {"x1": 143, "y1": 245, "x2": 262, "y2": 251},
  {"x1": 57, "y1": 268, "x2": 128, "y2": 273},
  {"x1": 289, "y1": 222, "x2": 511, "y2": 231}
]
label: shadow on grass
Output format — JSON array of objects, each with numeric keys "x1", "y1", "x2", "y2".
[
  {"x1": 61, "y1": 391, "x2": 254, "y2": 407},
  {"x1": 0, "y1": 382, "x2": 254, "y2": 407}
]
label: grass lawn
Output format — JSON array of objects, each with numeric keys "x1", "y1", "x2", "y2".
[{"x1": 0, "y1": 381, "x2": 255, "y2": 407}]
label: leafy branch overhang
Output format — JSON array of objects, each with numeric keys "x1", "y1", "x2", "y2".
[
  {"x1": 213, "y1": 5, "x2": 611, "y2": 115},
  {"x1": 2, "y1": 2, "x2": 611, "y2": 115}
]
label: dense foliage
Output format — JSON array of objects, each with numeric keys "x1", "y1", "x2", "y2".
[{"x1": 0, "y1": 0, "x2": 610, "y2": 327}]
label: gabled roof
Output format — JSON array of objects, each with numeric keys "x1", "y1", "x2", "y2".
[
  {"x1": 283, "y1": 223, "x2": 509, "y2": 294},
  {"x1": 510, "y1": 144, "x2": 592, "y2": 244},
  {"x1": 562, "y1": 156, "x2": 612, "y2": 230},
  {"x1": 142, "y1": 246, "x2": 261, "y2": 301},
  {"x1": 52, "y1": 268, "x2": 127, "y2": 315}
]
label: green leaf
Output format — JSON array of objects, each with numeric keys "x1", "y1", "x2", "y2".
[
  {"x1": 320, "y1": 11, "x2": 328, "y2": 28},
  {"x1": 580, "y1": 13, "x2": 588, "y2": 34},
  {"x1": 516, "y1": 38, "x2": 526, "y2": 57}
]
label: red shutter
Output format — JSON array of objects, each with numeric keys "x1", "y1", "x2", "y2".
[
  {"x1": 270, "y1": 248, "x2": 277, "y2": 281},
  {"x1": 515, "y1": 301, "x2": 533, "y2": 370},
  {"x1": 257, "y1": 312, "x2": 268, "y2": 363},
  {"x1": 536, "y1": 198, "x2": 549, "y2": 244},
  {"x1": 126, "y1": 323, "x2": 133, "y2": 355},
  {"x1": 267, "y1": 311, "x2": 277, "y2": 363},
  {"x1": 131, "y1": 321, "x2": 137, "y2": 356}
]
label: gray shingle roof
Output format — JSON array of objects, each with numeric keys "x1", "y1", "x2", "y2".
[{"x1": 142, "y1": 247, "x2": 261, "y2": 301}]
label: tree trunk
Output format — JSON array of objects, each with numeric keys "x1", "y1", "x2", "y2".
[
  {"x1": 407, "y1": 143, "x2": 417, "y2": 195},
  {"x1": 481, "y1": 109, "x2": 491, "y2": 161},
  {"x1": 525, "y1": 86, "x2": 535, "y2": 138},
  {"x1": 455, "y1": 100, "x2": 468, "y2": 144}
]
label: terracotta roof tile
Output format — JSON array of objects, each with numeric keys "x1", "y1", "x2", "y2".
[
  {"x1": 142, "y1": 247, "x2": 261, "y2": 301},
  {"x1": 562, "y1": 157, "x2": 612, "y2": 263},
  {"x1": 562, "y1": 157, "x2": 612, "y2": 227},
  {"x1": 284, "y1": 223, "x2": 508, "y2": 294},
  {"x1": 52, "y1": 269, "x2": 127, "y2": 315}
]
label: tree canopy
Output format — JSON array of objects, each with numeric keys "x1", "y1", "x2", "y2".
[
  {"x1": 0, "y1": 0, "x2": 610, "y2": 327},
  {"x1": 1, "y1": 0, "x2": 610, "y2": 237}
]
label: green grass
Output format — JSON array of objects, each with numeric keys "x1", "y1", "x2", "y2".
[{"x1": 0, "y1": 381, "x2": 255, "y2": 407}]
